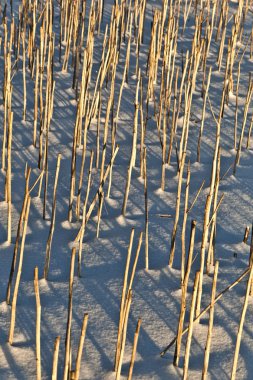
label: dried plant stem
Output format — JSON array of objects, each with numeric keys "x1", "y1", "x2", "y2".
[
  {"x1": 34, "y1": 49, "x2": 39, "y2": 147},
  {"x1": 206, "y1": 150, "x2": 221, "y2": 274},
  {"x1": 231, "y1": 264, "x2": 253, "y2": 379},
  {"x1": 181, "y1": 161, "x2": 191, "y2": 282},
  {"x1": 128, "y1": 319, "x2": 142, "y2": 380},
  {"x1": 52, "y1": 336, "x2": 61, "y2": 380},
  {"x1": 182, "y1": 271, "x2": 200, "y2": 380},
  {"x1": 75, "y1": 313, "x2": 89, "y2": 380},
  {"x1": 78, "y1": 151, "x2": 94, "y2": 277},
  {"x1": 6, "y1": 170, "x2": 31, "y2": 305},
  {"x1": 34, "y1": 267, "x2": 41, "y2": 380},
  {"x1": 144, "y1": 147, "x2": 148, "y2": 270},
  {"x1": 63, "y1": 248, "x2": 76, "y2": 380},
  {"x1": 22, "y1": 31, "x2": 27, "y2": 121},
  {"x1": 7, "y1": 112, "x2": 13, "y2": 244},
  {"x1": 234, "y1": 79, "x2": 253, "y2": 173},
  {"x1": 8, "y1": 197, "x2": 31, "y2": 345},
  {"x1": 197, "y1": 67, "x2": 212, "y2": 162},
  {"x1": 116, "y1": 290, "x2": 132, "y2": 380},
  {"x1": 169, "y1": 151, "x2": 186, "y2": 267},
  {"x1": 115, "y1": 229, "x2": 135, "y2": 371},
  {"x1": 44, "y1": 154, "x2": 62, "y2": 279},
  {"x1": 122, "y1": 78, "x2": 140, "y2": 216},
  {"x1": 202, "y1": 261, "x2": 219, "y2": 380},
  {"x1": 234, "y1": 63, "x2": 241, "y2": 150},
  {"x1": 174, "y1": 220, "x2": 196, "y2": 366}
]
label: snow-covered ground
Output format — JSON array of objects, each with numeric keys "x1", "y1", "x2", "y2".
[{"x1": 1, "y1": 0, "x2": 253, "y2": 378}]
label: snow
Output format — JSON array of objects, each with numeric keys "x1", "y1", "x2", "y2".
[{"x1": 0, "y1": 0, "x2": 253, "y2": 379}]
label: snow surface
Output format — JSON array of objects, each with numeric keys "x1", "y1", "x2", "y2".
[{"x1": 0, "y1": 0, "x2": 253, "y2": 379}]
